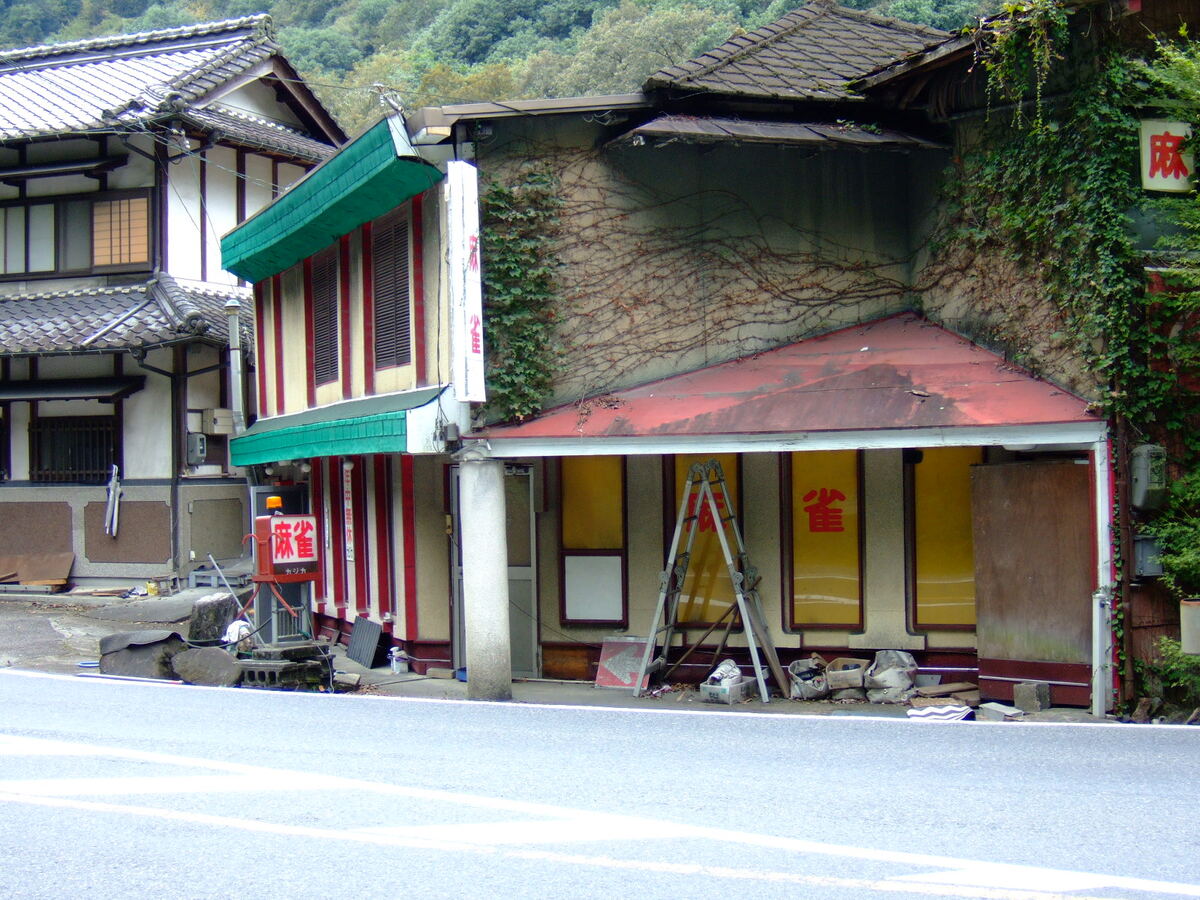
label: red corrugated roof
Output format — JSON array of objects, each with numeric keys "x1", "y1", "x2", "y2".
[{"x1": 476, "y1": 313, "x2": 1099, "y2": 440}]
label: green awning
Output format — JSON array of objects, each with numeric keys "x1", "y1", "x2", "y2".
[
  {"x1": 220, "y1": 115, "x2": 445, "y2": 284},
  {"x1": 231, "y1": 387, "x2": 442, "y2": 465}
]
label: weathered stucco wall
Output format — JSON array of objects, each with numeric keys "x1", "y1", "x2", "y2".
[{"x1": 476, "y1": 117, "x2": 943, "y2": 406}]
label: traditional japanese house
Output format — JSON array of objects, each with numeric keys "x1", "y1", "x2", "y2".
[{"x1": 0, "y1": 16, "x2": 342, "y2": 588}]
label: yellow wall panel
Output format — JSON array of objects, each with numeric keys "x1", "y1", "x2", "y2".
[{"x1": 791, "y1": 451, "x2": 860, "y2": 626}]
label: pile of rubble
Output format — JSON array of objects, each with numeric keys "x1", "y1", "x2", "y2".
[{"x1": 94, "y1": 592, "x2": 348, "y2": 692}]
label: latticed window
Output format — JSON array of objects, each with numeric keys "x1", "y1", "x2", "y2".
[
  {"x1": 30, "y1": 416, "x2": 117, "y2": 484},
  {"x1": 311, "y1": 247, "x2": 339, "y2": 386},
  {"x1": 92, "y1": 197, "x2": 150, "y2": 267},
  {"x1": 372, "y1": 209, "x2": 412, "y2": 369}
]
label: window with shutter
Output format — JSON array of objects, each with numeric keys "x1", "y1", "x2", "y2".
[
  {"x1": 311, "y1": 247, "x2": 339, "y2": 386},
  {"x1": 372, "y1": 209, "x2": 411, "y2": 369}
]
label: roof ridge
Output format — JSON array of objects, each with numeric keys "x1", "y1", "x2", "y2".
[
  {"x1": 647, "y1": 1, "x2": 948, "y2": 89},
  {"x1": 0, "y1": 14, "x2": 270, "y2": 67},
  {"x1": 0, "y1": 283, "x2": 147, "y2": 303},
  {"x1": 204, "y1": 102, "x2": 308, "y2": 135},
  {"x1": 150, "y1": 26, "x2": 275, "y2": 109},
  {"x1": 152, "y1": 273, "x2": 208, "y2": 334}
]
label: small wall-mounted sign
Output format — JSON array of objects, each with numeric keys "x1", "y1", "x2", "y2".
[{"x1": 1140, "y1": 119, "x2": 1194, "y2": 192}]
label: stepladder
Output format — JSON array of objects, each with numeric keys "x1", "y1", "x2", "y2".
[{"x1": 633, "y1": 459, "x2": 787, "y2": 702}]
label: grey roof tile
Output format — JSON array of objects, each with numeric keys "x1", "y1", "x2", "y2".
[
  {"x1": 0, "y1": 16, "x2": 282, "y2": 141},
  {"x1": 180, "y1": 105, "x2": 335, "y2": 162},
  {"x1": 645, "y1": 0, "x2": 948, "y2": 101},
  {"x1": 0, "y1": 274, "x2": 250, "y2": 355}
]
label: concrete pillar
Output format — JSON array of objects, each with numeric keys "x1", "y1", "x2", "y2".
[
  {"x1": 849, "y1": 449, "x2": 925, "y2": 651},
  {"x1": 459, "y1": 450, "x2": 513, "y2": 700}
]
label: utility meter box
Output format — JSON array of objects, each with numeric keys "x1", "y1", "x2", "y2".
[
  {"x1": 1131, "y1": 444, "x2": 1167, "y2": 512},
  {"x1": 185, "y1": 432, "x2": 207, "y2": 466},
  {"x1": 201, "y1": 407, "x2": 234, "y2": 435},
  {"x1": 1133, "y1": 533, "x2": 1164, "y2": 579}
]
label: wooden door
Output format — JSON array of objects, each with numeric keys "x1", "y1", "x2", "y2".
[{"x1": 971, "y1": 460, "x2": 1094, "y2": 705}]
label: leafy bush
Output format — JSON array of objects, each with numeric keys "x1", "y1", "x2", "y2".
[{"x1": 1153, "y1": 637, "x2": 1200, "y2": 709}]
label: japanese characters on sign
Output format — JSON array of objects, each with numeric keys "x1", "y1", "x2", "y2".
[
  {"x1": 342, "y1": 464, "x2": 356, "y2": 563},
  {"x1": 791, "y1": 451, "x2": 860, "y2": 627},
  {"x1": 268, "y1": 514, "x2": 320, "y2": 581},
  {"x1": 447, "y1": 160, "x2": 487, "y2": 402},
  {"x1": 1140, "y1": 120, "x2": 1194, "y2": 193}
]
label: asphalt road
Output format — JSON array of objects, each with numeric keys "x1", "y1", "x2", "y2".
[{"x1": 0, "y1": 668, "x2": 1197, "y2": 900}]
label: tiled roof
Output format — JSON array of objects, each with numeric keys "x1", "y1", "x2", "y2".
[
  {"x1": 0, "y1": 16, "x2": 282, "y2": 141},
  {"x1": 180, "y1": 105, "x2": 336, "y2": 162},
  {"x1": 0, "y1": 274, "x2": 250, "y2": 355},
  {"x1": 645, "y1": 0, "x2": 948, "y2": 102}
]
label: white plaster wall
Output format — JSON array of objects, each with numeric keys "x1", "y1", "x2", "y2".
[
  {"x1": 8, "y1": 401, "x2": 29, "y2": 480},
  {"x1": 166, "y1": 147, "x2": 204, "y2": 280},
  {"x1": 108, "y1": 135, "x2": 157, "y2": 190},
  {"x1": 122, "y1": 349, "x2": 174, "y2": 479},
  {"x1": 244, "y1": 153, "x2": 274, "y2": 217},
  {"x1": 185, "y1": 345, "x2": 223, "y2": 410},
  {"x1": 278, "y1": 163, "x2": 306, "y2": 191},
  {"x1": 205, "y1": 146, "x2": 239, "y2": 285},
  {"x1": 216, "y1": 81, "x2": 305, "y2": 128},
  {"x1": 37, "y1": 356, "x2": 110, "y2": 378}
]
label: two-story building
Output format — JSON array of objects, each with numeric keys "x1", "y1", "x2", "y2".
[
  {"x1": 225, "y1": 0, "x2": 1117, "y2": 711},
  {"x1": 0, "y1": 16, "x2": 342, "y2": 589}
]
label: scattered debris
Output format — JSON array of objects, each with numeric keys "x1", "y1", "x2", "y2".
[
  {"x1": 978, "y1": 701, "x2": 1025, "y2": 721},
  {"x1": 915, "y1": 681, "x2": 978, "y2": 697}
]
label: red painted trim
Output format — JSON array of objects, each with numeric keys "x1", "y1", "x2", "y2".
[
  {"x1": 352, "y1": 456, "x2": 370, "y2": 615},
  {"x1": 303, "y1": 258, "x2": 316, "y2": 409},
  {"x1": 339, "y1": 235, "x2": 352, "y2": 401},
  {"x1": 329, "y1": 456, "x2": 347, "y2": 614},
  {"x1": 254, "y1": 282, "x2": 268, "y2": 419},
  {"x1": 311, "y1": 460, "x2": 326, "y2": 606},
  {"x1": 271, "y1": 274, "x2": 285, "y2": 416},
  {"x1": 198, "y1": 151, "x2": 207, "y2": 282},
  {"x1": 373, "y1": 455, "x2": 394, "y2": 619},
  {"x1": 411, "y1": 194, "x2": 426, "y2": 385},
  {"x1": 362, "y1": 222, "x2": 376, "y2": 394},
  {"x1": 401, "y1": 455, "x2": 418, "y2": 638}
]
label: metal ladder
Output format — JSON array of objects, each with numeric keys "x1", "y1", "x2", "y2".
[{"x1": 633, "y1": 460, "x2": 787, "y2": 702}]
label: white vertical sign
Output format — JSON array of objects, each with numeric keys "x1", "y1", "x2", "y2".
[
  {"x1": 342, "y1": 461, "x2": 355, "y2": 563},
  {"x1": 447, "y1": 160, "x2": 486, "y2": 402},
  {"x1": 1140, "y1": 119, "x2": 1194, "y2": 192}
]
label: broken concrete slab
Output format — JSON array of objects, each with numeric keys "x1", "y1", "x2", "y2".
[
  {"x1": 172, "y1": 646, "x2": 242, "y2": 687},
  {"x1": 977, "y1": 701, "x2": 1025, "y2": 721},
  {"x1": 99, "y1": 631, "x2": 186, "y2": 679}
]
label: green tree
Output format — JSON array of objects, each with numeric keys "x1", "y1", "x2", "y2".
[{"x1": 279, "y1": 25, "x2": 366, "y2": 73}]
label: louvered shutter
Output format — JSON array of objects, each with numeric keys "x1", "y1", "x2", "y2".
[
  {"x1": 373, "y1": 210, "x2": 411, "y2": 369},
  {"x1": 312, "y1": 248, "x2": 339, "y2": 385}
]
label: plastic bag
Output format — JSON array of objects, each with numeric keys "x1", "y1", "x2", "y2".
[{"x1": 707, "y1": 658, "x2": 743, "y2": 686}]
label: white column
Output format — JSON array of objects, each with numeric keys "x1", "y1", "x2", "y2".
[
  {"x1": 459, "y1": 447, "x2": 512, "y2": 700},
  {"x1": 1092, "y1": 437, "x2": 1115, "y2": 717}
]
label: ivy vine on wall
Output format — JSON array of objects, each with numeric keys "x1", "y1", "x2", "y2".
[{"x1": 479, "y1": 167, "x2": 563, "y2": 422}]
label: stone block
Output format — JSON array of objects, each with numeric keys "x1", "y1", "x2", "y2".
[
  {"x1": 1012, "y1": 681, "x2": 1051, "y2": 713},
  {"x1": 187, "y1": 592, "x2": 240, "y2": 642},
  {"x1": 172, "y1": 647, "x2": 242, "y2": 687}
]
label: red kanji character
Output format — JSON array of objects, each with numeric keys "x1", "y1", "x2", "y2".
[
  {"x1": 1149, "y1": 131, "x2": 1191, "y2": 180},
  {"x1": 272, "y1": 520, "x2": 295, "y2": 559},
  {"x1": 469, "y1": 314, "x2": 482, "y2": 354},
  {"x1": 687, "y1": 491, "x2": 726, "y2": 533},
  {"x1": 467, "y1": 234, "x2": 480, "y2": 271},
  {"x1": 293, "y1": 519, "x2": 315, "y2": 558},
  {"x1": 803, "y1": 488, "x2": 846, "y2": 533}
]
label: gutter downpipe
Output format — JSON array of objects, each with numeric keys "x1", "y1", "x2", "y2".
[
  {"x1": 1092, "y1": 435, "x2": 1115, "y2": 718},
  {"x1": 225, "y1": 298, "x2": 246, "y2": 435}
]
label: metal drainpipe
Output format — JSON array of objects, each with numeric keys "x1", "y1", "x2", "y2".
[{"x1": 225, "y1": 298, "x2": 246, "y2": 435}]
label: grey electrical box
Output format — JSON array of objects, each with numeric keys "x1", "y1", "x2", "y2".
[
  {"x1": 1131, "y1": 444, "x2": 1167, "y2": 511},
  {"x1": 1133, "y1": 533, "x2": 1164, "y2": 579},
  {"x1": 186, "y1": 432, "x2": 207, "y2": 466}
]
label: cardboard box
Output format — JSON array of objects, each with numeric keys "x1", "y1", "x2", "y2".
[
  {"x1": 700, "y1": 677, "x2": 756, "y2": 704},
  {"x1": 825, "y1": 657, "x2": 871, "y2": 690}
]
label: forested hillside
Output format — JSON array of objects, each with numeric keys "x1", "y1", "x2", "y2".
[{"x1": 0, "y1": 0, "x2": 995, "y2": 131}]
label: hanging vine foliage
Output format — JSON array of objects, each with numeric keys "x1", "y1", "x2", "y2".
[{"x1": 479, "y1": 167, "x2": 563, "y2": 422}]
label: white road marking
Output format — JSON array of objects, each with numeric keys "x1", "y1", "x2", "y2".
[{"x1": 0, "y1": 734, "x2": 1197, "y2": 898}]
